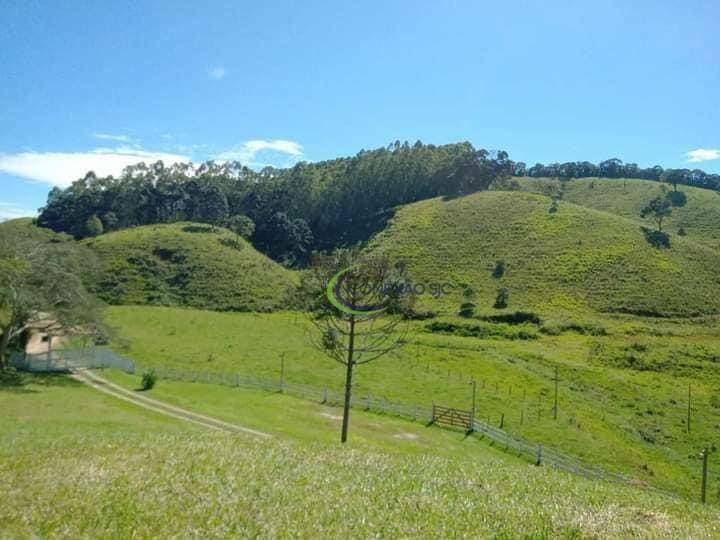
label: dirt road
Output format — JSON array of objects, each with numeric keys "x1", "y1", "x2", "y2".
[{"x1": 72, "y1": 369, "x2": 270, "y2": 438}]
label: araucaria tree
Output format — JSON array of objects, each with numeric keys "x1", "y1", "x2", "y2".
[
  {"x1": 303, "y1": 250, "x2": 414, "y2": 443},
  {"x1": 641, "y1": 196, "x2": 672, "y2": 232},
  {"x1": 0, "y1": 227, "x2": 103, "y2": 368}
]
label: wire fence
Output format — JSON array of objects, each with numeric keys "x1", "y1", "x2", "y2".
[
  {"x1": 10, "y1": 348, "x2": 135, "y2": 373},
  {"x1": 10, "y1": 347, "x2": 680, "y2": 499}
]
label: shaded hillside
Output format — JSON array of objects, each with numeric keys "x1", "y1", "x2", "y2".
[
  {"x1": 84, "y1": 223, "x2": 297, "y2": 311},
  {"x1": 0, "y1": 217, "x2": 71, "y2": 242},
  {"x1": 518, "y1": 177, "x2": 720, "y2": 251},
  {"x1": 368, "y1": 191, "x2": 720, "y2": 317}
]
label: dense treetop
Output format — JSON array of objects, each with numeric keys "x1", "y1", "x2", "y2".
[
  {"x1": 37, "y1": 142, "x2": 511, "y2": 264},
  {"x1": 516, "y1": 158, "x2": 720, "y2": 191},
  {"x1": 37, "y1": 141, "x2": 719, "y2": 265}
]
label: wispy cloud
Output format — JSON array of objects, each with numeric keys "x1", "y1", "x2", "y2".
[
  {"x1": 0, "y1": 147, "x2": 190, "y2": 188},
  {"x1": 0, "y1": 202, "x2": 35, "y2": 221},
  {"x1": 93, "y1": 132, "x2": 135, "y2": 143},
  {"x1": 208, "y1": 66, "x2": 227, "y2": 80},
  {"x1": 215, "y1": 139, "x2": 304, "y2": 168},
  {"x1": 686, "y1": 148, "x2": 720, "y2": 163}
]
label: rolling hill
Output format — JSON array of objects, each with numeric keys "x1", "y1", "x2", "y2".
[
  {"x1": 518, "y1": 177, "x2": 720, "y2": 251},
  {"x1": 368, "y1": 190, "x2": 720, "y2": 317},
  {"x1": 83, "y1": 222, "x2": 297, "y2": 311},
  {"x1": 3, "y1": 371, "x2": 719, "y2": 537},
  {"x1": 0, "y1": 217, "x2": 76, "y2": 245}
]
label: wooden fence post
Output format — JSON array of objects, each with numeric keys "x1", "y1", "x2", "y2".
[
  {"x1": 536, "y1": 444, "x2": 543, "y2": 466},
  {"x1": 701, "y1": 448, "x2": 709, "y2": 504},
  {"x1": 500, "y1": 413, "x2": 505, "y2": 429},
  {"x1": 279, "y1": 353, "x2": 285, "y2": 392},
  {"x1": 687, "y1": 384, "x2": 692, "y2": 434},
  {"x1": 553, "y1": 366, "x2": 559, "y2": 421}
]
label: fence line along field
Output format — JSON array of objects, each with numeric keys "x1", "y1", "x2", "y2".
[{"x1": 99, "y1": 305, "x2": 720, "y2": 502}]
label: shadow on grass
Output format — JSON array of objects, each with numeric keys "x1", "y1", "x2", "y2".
[
  {"x1": 641, "y1": 227, "x2": 671, "y2": 249},
  {"x1": 218, "y1": 237, "x2": 244, "y2": 251},
  {"x1": 0, "y1": 370, "x2": 83, "y2": 394},
  {"x1": 182, "y1": 224, "x2": 215, "y2": 234}
]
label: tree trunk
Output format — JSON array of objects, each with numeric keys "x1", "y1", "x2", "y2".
[
  {"x1": 0, "y1": 328, "x2": 11, "y2": 370},
  {"x1": 340, "y1": 316, "x2": 356, "y2": 443}
]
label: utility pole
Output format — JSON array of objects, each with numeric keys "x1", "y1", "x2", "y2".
[
  {"x1": 279, "y1": 352, "x2": 285, "y2": 392},
  {"x1": 553, "y1": 366, "x2": 559, "y2": 421},
  {"x1": 469, "y1": 379, "x2": 477, "y2": 431},
  {"x1": 701, "y1": 447, "x2": 709, "y2": 504},
  {"x1": 687, "y1": 384, "x2": 692, "y2": 434}
]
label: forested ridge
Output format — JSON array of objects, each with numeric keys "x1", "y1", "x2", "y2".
[
  {"x1": 517, "y1": 158, "x2": 720, "y2": 190},
  {"x1": 37, "y1": 140, "x2": 720, "y2": 265},
  {"x1": 37, "y1": 142, "x2": 511, "y2": 264}
]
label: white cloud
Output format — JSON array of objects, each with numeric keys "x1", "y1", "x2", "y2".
[
  {"x1": 215, "y1": 139, "x2": 304, "y2": 168},
  {"x1": 93, "y1": 132, "x2": 135, "y2": 143},
  {"x1": 686, "y1": 148, "x2": 720, "y2": 163},
  {"x1": 208, "y1": 66, "x2": 227, "y2": 80},
  {"x1": 0, "y1": 202, "x2": 35, "y2": 221},
  {"x1": 0, "y1": 147, "x2": 190, "y2": 188}
]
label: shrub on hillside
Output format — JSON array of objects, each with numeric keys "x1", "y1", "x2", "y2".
[
  {"x1": 458, "y1": 302, "x2": 475, "y2": 318},
  {"x1": 493, "y1": 288, "x2": 509, "y2": 309},
  {"x1": 491, "y1": 260, "x2": 506, "y2": 279},
  {"x1": 85, "y1": 215, "x2": 104, "y2": 237},
  {"x1": 140, "y1": 370, "x2": 157, "y2": 391},
  {"x1": 425, "y1": 321, "x2": 537, "y2": 340},
  {"x1": 402, "y1": 309, "x2": 437, "y2": 321}
]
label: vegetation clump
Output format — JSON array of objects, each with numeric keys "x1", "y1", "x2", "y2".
[{"x1": 140, "y1": 370, "x2": 157, "y2": 391}]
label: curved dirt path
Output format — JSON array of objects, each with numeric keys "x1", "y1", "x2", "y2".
[{"x1": 72, "y1": 369, "x2": 270, "y2": 438}]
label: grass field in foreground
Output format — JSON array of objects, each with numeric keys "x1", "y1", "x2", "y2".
[
  {"x1": 101, "y1": 369, "x2": 508, "y2": 460},
  {"x1": 3, "y1": 372, "x2": 720, "y2": 538},
  {"x1": 107, "y1": 305, "x2": 720, "y2": 501}
]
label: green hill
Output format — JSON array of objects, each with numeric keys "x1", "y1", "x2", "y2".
[
  {"x1": 84, "y1": 222, "x2": 297, "y2": 311},
  {"x1": 518, "y1": 177, "x2": 720, "y2": 251},
  {"x1": 3, "y1": 372, "x2": 719, "y2": 537},
  {"x1": 0, "y1": 217, "x2": 71, "y2": 242},
  {"x1": 368, "y1": 190, "x2": 720, "y2": 317}
]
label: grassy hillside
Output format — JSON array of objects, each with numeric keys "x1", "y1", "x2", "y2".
[
  {"x1": 3, "y1": 372, "x2": 720, "y2": 537},
  {"x1": 367, "y1": 190, "x2": 720, "y2": 317},
  {"x1": 107, "y1": 306, "x2": 720, "y2": 501},
  {"x1": 84, "y1": 222, "x2": 297, "y2": 311},
  {"x1": 0, "y1": 217, "x2": 71, "y2": 242},
  {"x1": 518, "y1": 177, "x2": 720, "y2": 251}
]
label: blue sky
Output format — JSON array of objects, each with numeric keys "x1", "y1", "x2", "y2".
[{"x1": 1, "y1": 0, "x2": 719, "y2": 219}]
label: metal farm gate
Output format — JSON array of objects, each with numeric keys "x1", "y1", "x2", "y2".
[{"x1": 431, "y1": 404, "x2": 473, "y2": 432}]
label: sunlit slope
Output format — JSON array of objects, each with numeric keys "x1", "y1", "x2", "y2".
[
  {"x1": 0, "y1": 217, "x2": 69, "y2": 242},
  {"x1": 368, "y1": 191, "x2": 720, "y2": 316},
  {"x1": 84, "y1": 222, "x2": 297, "y2": 311},
  {"x1": 519, "y1": 177, "x2": 720, "y2": 251},
  {"x1": 3, "y1": 373, "x2": 719, "y2": 537}
]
